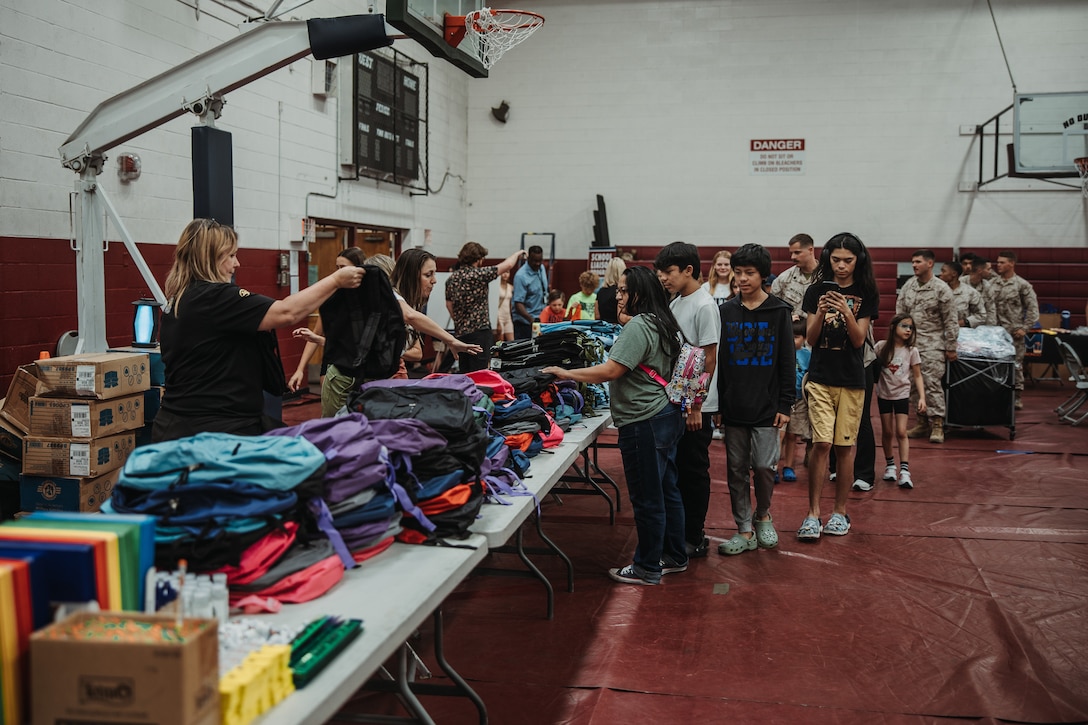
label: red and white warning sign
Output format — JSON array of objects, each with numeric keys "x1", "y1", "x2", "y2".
[{"x1": 750, "y1": 138, "x2": 805, "y2": 175}]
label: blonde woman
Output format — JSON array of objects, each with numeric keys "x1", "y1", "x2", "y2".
[
  {"x1": 596, "y1": 257, "x2": 627, "y2": 323},
  {"x1": 702, "y1": 250, "x2": 733, "y2": 307},
  {"x1": 497, "y1": 269, "x2": 515, "y2": 341},
  {"x1": 154, "y1": 218, "x2": 364, "y2": 442}
]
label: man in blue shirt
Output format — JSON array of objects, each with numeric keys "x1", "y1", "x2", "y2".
[{"x1": 512, "y1": 245, "x2": 548, "y2": 340}]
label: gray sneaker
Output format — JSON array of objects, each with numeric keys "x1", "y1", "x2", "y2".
[
  {"x1": 851, "y1": 478, "x2": 873, "y2": 492},
  {"x1": 608, "y1": 564, "x2": 661, "y2": 585}
]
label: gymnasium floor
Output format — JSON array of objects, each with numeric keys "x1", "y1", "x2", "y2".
[{"x1": 283, "y1": 383, "x2": 1088, "y2": 724}]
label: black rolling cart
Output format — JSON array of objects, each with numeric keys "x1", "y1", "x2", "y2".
[{"x1": 943, "y1": 355, "x2": 1017, "y2": 439}]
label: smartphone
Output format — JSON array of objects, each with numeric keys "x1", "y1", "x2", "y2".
[{"x1": 820, "y1": 280, "x2": 839, "y2": 291}]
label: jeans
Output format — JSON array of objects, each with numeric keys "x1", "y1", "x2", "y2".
[
  {"x1": 676, "y1": 412, "x2": 713, "y2": 546},
  {"x1": 617, "y1": 403, "x2": 686, "y2": 576},
  {"x1": 513, "y1": 318, "x2": 533, "y2": 341},
  {"x1": 456, "y1": 328, "x2": 495, "y2": 373}
]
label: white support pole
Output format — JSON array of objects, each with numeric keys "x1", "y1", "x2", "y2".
[
  {"x1": 96, "y1": 184, "x2": 167, "y2": 307},
  {"x1": 74, "y1": 170, "x2": 108, "y2": 353}
]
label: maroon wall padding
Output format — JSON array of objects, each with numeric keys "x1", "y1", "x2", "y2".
[
  {"x1": 3, "y1": 239, "x2": 1086, "y2": 391},
  {"x1": 0, "y1": 237, "x2": 296, "y2": 393}
]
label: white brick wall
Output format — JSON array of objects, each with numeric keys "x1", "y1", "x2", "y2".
[
  {"x1": 1, "y1": 0, "x2": 472, "y2": 255},
  {"x1": 465, "y1": 0, "x2": 1088, "y2": 255},
  {"x1": 3, "y1": 0, "x2": 1086, "y2": 261}
]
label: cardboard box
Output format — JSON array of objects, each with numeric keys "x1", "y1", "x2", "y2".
[
  {"x1": 35, "y1": 352, "x2": 151, "y2": 400},
  {"x1": 0, "y1": 409, "x2": 24, "y2": 461},
  {"x1": 22, "y1": 432, "x2": 135, "y2": 478},
  {"x1": 1, "y1": 364, "x2": 45, "y2": 433},
  {"x1": 110, "y1": 345, "x2": 165, "y2": 387},
  {"x1": 19, "y1": 469, "x2": 120, "y2": 512},
  {"x1": 28, "y1": 393, "x2": 144, "y2": 438},
  {"x1": 31, "y1": 612, "x2": 219, "y2": 725},
  {"x1": 1038, "y1": 313, "x2": 1061, "y2": 330}
]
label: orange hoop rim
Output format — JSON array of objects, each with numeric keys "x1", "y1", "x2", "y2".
[
  {"x1": 466, "y1": 8, "x2": 545, "y2": 33},
  {"x1": 1075, "y1": 157, "x2": 1088, "y2": 174}
]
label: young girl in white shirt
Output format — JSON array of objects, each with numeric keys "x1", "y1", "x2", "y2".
[{"x1": 874, "y1": 314, "x2": 926, "y2": 488}]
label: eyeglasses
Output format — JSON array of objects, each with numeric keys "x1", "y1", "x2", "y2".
[{"x1": 616, "y1": 287, "x2": 627, "y2": 294}]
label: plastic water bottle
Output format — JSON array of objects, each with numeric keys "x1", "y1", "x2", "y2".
[{"x1": 1061, "y1": 310, "x2": 1071, "y2": 329}]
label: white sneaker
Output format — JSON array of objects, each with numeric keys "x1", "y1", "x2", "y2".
[
  {"x1": 829, "y1": 472, "x2": 837, "y2": 482},
  {"x1": 898, "y1": 470, "x2": 913, "y2": 489},
  {"x1": 712, "y1": 428, "x2": 724, "y2": 440},
  {"x1": 851, "y1": 478, "x2": 873, "y2": 492},
  {"x1": 883, "y1": 464, "x2": 897, "y2": 481}
]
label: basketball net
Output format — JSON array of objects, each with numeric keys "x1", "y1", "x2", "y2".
[
  {"x1": 462, "y1": 8, "x2": 545, "y2": 70},
  {"x1": 1075, "y1": 157, "x2": 1088, "y2": 199}
]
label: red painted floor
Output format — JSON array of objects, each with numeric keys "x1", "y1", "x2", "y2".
[{"x1": 283, "y1": 383, "x2": 1088, "y2": 724}]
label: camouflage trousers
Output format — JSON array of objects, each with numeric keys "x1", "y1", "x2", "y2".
[
  {"x1": 910, "y1": 349, "x2": 947, "y2": 419},
  {"x1": 1013, "y1": 336, "x2": 1025, "y2": 391}
]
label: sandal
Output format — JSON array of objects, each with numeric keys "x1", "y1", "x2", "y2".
[
  {"x1": 717, "y1": 533, "x2": 757, "y2": 556},
  {"x1": 823, "y1": 512, "x2": 851, "y2": 536},
  {"x1": 754, "y1": 517, "x2": 779, "y2": 549},
  {"x1": 797, "y1": 516, "x2": 822, "y2": 540}
]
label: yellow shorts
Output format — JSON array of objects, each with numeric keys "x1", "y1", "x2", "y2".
[{"x1": 805, "y1": 381, "x2": 865, "y2": 446}]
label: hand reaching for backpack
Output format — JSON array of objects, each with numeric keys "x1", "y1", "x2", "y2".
[{"x1": 449, "y1": 339, "x2": 483, "y2": 356}]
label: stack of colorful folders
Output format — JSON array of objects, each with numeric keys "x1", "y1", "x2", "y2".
[{"x1": 0, "y1": 513, "x2": 155, "y2": 723}]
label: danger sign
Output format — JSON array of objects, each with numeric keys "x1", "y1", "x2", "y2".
[{"x1": 750, "y1": 138, "x2": 806, "y2": 175}]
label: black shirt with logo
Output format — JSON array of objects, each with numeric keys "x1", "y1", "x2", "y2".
[
  {"x1": 802, "y1": 282, "x2": 878, "y2": 389},
  {"x1": 159, "y1": 280, "x2": 275, "y2": 423}
]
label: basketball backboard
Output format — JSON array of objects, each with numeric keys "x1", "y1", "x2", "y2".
[
  {"x1": 1014, "y1": 91, "x2": 1088, "y2": 175},
  {"x1": 386, "y1": 0, "x2": 487, "y2": 78}
]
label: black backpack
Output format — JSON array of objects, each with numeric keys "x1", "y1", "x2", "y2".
[
  {"x1": 346, "y1": 386, "x2": 489, "y2": 480},
  {"x1": 319, "y1": 265, "x2": 406, "y2": 380}
]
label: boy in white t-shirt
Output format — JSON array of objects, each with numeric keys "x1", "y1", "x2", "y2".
[{"x1": 654, "y1": 242, "x2": 720, "y2": 560}]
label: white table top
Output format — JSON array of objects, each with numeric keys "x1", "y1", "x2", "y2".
[
  {"x1": 470, "y1": 412, "x2": 613, "y2": 547},
  {"x1": 255, "y1": 533, "x2": 488, "y2": 725}
]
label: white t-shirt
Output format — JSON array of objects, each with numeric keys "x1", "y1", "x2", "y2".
[
  {"x1": 874, "y1": 340, "x2": 922, "y2": 401},
  {"x1": 702, "y1": 281, "x2": 731, "y2": 308},
  {"x1": 670, "y1": 287, "x2": 722, "y2": 413}
]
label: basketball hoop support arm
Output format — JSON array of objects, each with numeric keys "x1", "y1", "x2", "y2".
[{"x1": 60, "y1": 15, "x2": 391, "y2": 353}]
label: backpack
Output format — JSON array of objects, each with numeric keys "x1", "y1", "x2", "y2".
[
  {"x1": 640, "y1": 342, "x2": 710, "y2": 414},
  {"x1": 347, "y1": 385, "x2": 489, "y2": 479},
  {"x1": 319, "y1": 264, "x2": 406, "y2": 380}
]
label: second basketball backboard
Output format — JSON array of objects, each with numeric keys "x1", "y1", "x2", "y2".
[
  {"x1": 1014, "y1": 91, "x2": 1088, "y2": 175},
  {"x1": 386, "y1": 0, "x2": 487, "y2": 78}
]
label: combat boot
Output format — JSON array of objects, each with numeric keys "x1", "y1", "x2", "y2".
[
  {"x1": 929, "y1": 417, "x2": 945, "y2": 444},
  {"x1": 907, "y1": 414, "x2": 929, "y2": 439}
]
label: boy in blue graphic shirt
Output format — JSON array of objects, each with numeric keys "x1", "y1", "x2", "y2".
[{"x1": 716, "y1": 244, "x2": 795, "y2": 556}]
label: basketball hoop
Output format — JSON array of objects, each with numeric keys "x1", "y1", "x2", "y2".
[
  {"x1": 445, "y1": 7, "x2": 544, "y2": 70},
  {"x1": 1075, "y1": 157, "x2": 1088, "y2": 198}
]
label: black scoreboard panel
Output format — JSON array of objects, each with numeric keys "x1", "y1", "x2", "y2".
[{"x1": 354, "y1": 51, "x2": 422, "y2": 184}]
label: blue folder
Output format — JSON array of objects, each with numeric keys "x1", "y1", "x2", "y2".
[{"x1": 0, "y1": 541, "x2": 98, "y2": 605}]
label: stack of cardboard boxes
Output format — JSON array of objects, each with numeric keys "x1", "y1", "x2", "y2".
[{"x1": 0, "y1": 352, "x2": 153, "y2": 514}]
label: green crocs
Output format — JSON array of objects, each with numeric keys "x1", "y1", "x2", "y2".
[
  {"x1": 754, "y1": 517, "x2": 779, "y2": 549},
  {"x1": 718, "y1": 533, "x2": 757, "y2": 556}
]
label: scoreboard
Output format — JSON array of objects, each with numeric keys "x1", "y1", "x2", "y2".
[{"x1": 353, "y1": 50, "x2": 424, "y2": 185}]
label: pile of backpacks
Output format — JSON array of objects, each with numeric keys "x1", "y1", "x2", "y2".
[{"x1": 105, "y1": 358, "x2": 608, "y2": 608}]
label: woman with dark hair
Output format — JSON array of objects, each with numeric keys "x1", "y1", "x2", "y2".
[
  {"x1": 797, "y1": 232, "x2": 879, "y2": 541},
  {"x1": 445, "y1": 242, "x2": 527, "y2": 372},
  {"x1": 155, "y1": 219, "x2": 365, "y2": 441},
  {"x1": 543, "y1": 265, "x2": 687, "y2": 585},
  {"x1": 390, "y1": 248, "x2": 484, "y2": 372}
]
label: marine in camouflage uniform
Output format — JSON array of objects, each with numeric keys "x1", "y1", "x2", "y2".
[
  {"x1": 771, "y1": 264, "x2": 816, "y2": 319},
  {"x1": 897, "y1": 259, "x2": 958, "y2": 442},
  {"x1": 990, "y1": 266, "x2": 1039, "y2": 394},
  {"x1": 939, "y1": 262, "x2": 990, "y2": 328}
]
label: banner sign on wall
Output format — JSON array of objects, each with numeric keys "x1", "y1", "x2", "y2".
[
  {"x1": 588, "y1": 248, "x2": 617, "y2": 277},
  {"x1": 749, "y1": 139, "x2": 805, "y2": 175}
]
